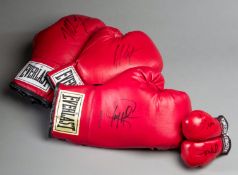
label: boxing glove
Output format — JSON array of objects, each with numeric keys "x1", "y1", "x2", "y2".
[
  {"x1": 49, "y1": 67, "x2": 191, "y2": 149},
  {"x1": 181, "y1": 135, "x2": 231, "y2": 167},
  {"x1": 10, "y1": 15, "x2": 105, "y2": 107},
  {"x1": 182, "y1": 110, "x2": 228, "y2": 141},
  {"x1": 47, "y1": 26, "x2": 163, "y2": 87}
]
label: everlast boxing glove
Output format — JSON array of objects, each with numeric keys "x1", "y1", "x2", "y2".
[
  {"x1": 47, "y1": 26, "x2": 163, "y2": 87},
  {"x1": 181, "y1": 135, "x2": 231, "y2": 167},
  {"x1": 49, "y1": 67, "x2": 191, "y2": 149},
  {"x1": 10, "y1": 15, "x2": 105, "y2": 107},
  {"x1": 181, "y1": 110, "x2": 231, "y2": 167}
]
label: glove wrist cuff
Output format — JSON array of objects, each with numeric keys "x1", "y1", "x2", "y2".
[
  {"x1": 10, "y1": 60, "x2": 53, "y2": 107},
  {"x1": 49, "y1": 84, "x2": 89, "y2": 144},
  {"x1": 221, "y1": 135, "x2": 231, "y2": 155},
  {"x1": 216, "y1": 115, "x2": 228, "y2": 135}
]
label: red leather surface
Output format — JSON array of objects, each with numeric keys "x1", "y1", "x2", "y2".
[
  {"x1": 32, "y1": 15, "x2": 105, "y2": 68},
  {"x1": 181, "y1": 138, "x2": 223, "y2": 167},
  {"x1": 48, "y1": 26, "x2": 163, "y2": 86},
  {"x1": 50, "y1": 67, "x2": 191, "y2": 149},
  {"x1": 182, "y1": 110, "x2": 222, "y2": 141}
]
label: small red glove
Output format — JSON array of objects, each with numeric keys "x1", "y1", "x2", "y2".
[{"x1": 181, "y1": 110, "x2": 231, "y2": 167}]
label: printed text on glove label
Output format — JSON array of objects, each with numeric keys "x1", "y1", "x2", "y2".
[
  {"x1": 53, "y1": 90, "x2": 85, "y2": 135},
  {"x1": 15, "y1": 61, "x2": 53, "y2": 92}
]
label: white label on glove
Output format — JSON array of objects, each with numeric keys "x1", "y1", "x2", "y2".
[
  {"x1": 51, "y1": 66, "x2": 84, "y2": 86},
  {"x1": 53, "y1": 90, "x2": 85, "y2": 135},
  {"x1": 15, "y1": 61, "x2": 53, "y2": 92}
]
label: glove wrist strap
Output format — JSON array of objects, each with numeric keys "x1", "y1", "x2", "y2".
[{"x1": 216, "y1": 115, "x2": 228, "y2": 135}]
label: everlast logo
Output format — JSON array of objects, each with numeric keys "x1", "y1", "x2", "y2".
[
  {"x1": 55, "y1": 69, "x2": 77, "y2": 85},
  {"x1": 15, "y1": 61, "x2": 53, "y2": 91},
  {"x1": 51, "y1": 67, "x2": 84, "y2": 86},
  {"x1": 19, "y1": 64, "x2": 48, "y2": 87},
  {"x1": 54, "y1": 90, "x2": 85, "y2": 135}
]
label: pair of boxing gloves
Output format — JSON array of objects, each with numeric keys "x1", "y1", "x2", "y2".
[
  {"x1": 10, "y1": 14, "x2": 162, "y2": 107},
  {"x1": 10, "y1": 15, "x2": 231, "y2": 168}
]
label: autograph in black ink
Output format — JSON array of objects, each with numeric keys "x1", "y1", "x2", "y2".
[
  {"x1": 98, "y1": 111, "x2": 103, "y2": 128},
  {"x1": 114, "y1": 44, "x2": 135, "y2": 67},
  {"x1": 109, "y1": 99, "x2": 137, "y2": 128},
  {"x1": 198, "y1": 144, "x2": 218, "y2": 156},
  {"x1": 200, "y1": 119, "x2": 215, "y2": 130},
  {"x1": 207, "y1": 121, "x2": 215, "y2": 128},
  {"x1": 61, "y1": 16, "x2": 90, "y2": 40}
]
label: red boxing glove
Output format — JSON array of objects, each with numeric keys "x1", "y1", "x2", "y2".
[
  {"x1": 181, "y1": 110, "x2": 231, "y2": 167},
  {"x1": 181, "y1": 135, "x2": 231, "y2": 168},
  {"x1": 10, "y1": 15, "x2": 105, "y2": 107},
  {"x1": 49, "y1": 67, "x2": 191, "y2": 149},
  {"x1": 182, "y1": 110, "x2": 228, "y2": 141},
  {"x1": 47, "y1": 26, "x2": 163, "y2": 87}
]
